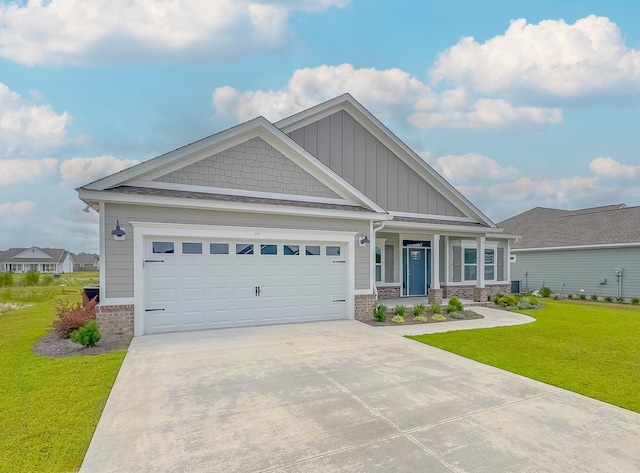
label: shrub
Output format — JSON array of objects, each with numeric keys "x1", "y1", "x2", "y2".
[
  {"x1": 373, "y1": 304, "x2": 387, "y2": 322},
  {"x1": 579, "y1": 294, "x2": 587, "y2": 300},
  {"x1": 0, "y1": 272, "x2": 13, "y2": 287},
  {"x1": 495, "y1": 294, "x2": 518, "y2": 308},
  {"x1": 491, "y1": 293, "x2": 503, "y2": 303},
  {"x1": 631, "y1": 298, "x2": 639, "y2": 305},
  {"x1": 527, "y1": 297, "x2": 538, "y2": 306},
  {"x1": 517, "y1": 298, "x2": 539, "y2": 310},
  {"x1": 431, "y1": 314, "x2": 446, "y2": 321},
  {"x1": 391, "y1": 315, "x2": 405, "y2": 323},
  {"x1": 567, "y1": 294, "x2": 574, "y2": 300},
  {"x1": 590, "y1": 294, "x2": 598, "y2": 301},
  {"x1": 414, "y1": 315, "x2": 427, "y2": 322},
  {"x1": 412, "y1": 303, "x2": 426, "y2": 317},
  {"x1": 616, "y1": 297, "x2": 624, "y2": 304},
  {"x1": 70, "y1": 320, "x2": 101, "y2": 347},
  {"x1": 52, "y1": 297, "x2": 97, "y2": 338},
  {"x1": 41, "y1": 274, "x2": 55, "y2": 286},
  {"x1": 447, "y1": 297, "x2": 464, "y2": 313},
  {"x1": 540, "y1": 286, "x2": 552, "y2": 298},
  {"x1": 604, "y1": 296, "x2": 613, "y2": 303},
  {"x1": 430, "y1": 301, "x2": 441, "y2": 314},
  {"x1": 22, "y1": 270, "x2": 40, "y2": 286},
  {"x1": 393, "y1": 305, "x2": 406, "y2": 317}
]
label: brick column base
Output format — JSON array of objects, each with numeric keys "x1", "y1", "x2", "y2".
[
  {"x1": 354, "y1": 294, "x2": 377, "y2": 321},
  {"x1": 473, "y1": 287, "x2": 489, "y2": 303},
  {"x1": 428, "y1": 288, "x2": 443, "y2": 304},
  {"x1": 96, "y1": 304, "x2": 134, "y2": 341}
]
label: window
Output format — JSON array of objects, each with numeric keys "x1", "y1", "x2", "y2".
[
  {"x1": 284, "y1": 245, "x2": 299, "y2": 255},
  {"x1": 375, "y1": 246, "x2": 382, "y2": 282},
  {"x1": 10, "y1": 264, "x2": 22, "y2": 272},
  {"x1": 260, "y1": 244, "x2": 277, "y2": 255},
  {"x1": 326, "y1": 246, "x2": 340, "y2": 256},
  {"x1": 27, "y1": 264, "x2": 39, "y2": 271},
  {"x1": 210, "y1": 243, "x2": 229, "y2": 255},
  {"x1": 464, "y1": 248, "x2": 477, "y2": 281},
  {"x1": 305, "y1": 245, "x2": 320, "y2": 256},
  {"x1": 182, "y1": 242, "x2": 202, "y2": 254},
  {"x1": 484, "y1": 248, "x2": 495, "y2": 281},
  {"x1": 152, "y1": 242, "x2": 174, "y2": 254},
  {"x1": 236, "y1": 244, "x2": 254, "y2": 255},
  {"x1": 43, "y1": 264, "x2": 56, "y2": 272}
]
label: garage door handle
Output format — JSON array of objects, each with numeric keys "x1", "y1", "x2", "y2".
[
  {"x1": 144, "y1": 259, "x2": 165, "y2": 263},
  {"x1": 255, "y1": 286, "x2": 261, "y2": 296},
  {"x1": 333, "y1": 260, "x2": 346, "y2": 263},
  {"x1": 145, "y1": 308, "x2": 165, "y2": 312},
  {"x1": 333, "y1": 299, "x2": 346, "y2": 302}
]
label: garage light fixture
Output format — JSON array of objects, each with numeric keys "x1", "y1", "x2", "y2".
[
  {"x1": 358, "y1": 232, "x2": 370, "y2": 247},
  {"x1": 111, "y1": 220, "x2": 126, "y2": 240}
]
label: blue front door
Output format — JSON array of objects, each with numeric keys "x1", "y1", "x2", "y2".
[{"x1": 404, "y1": 247, "x2": 431, "y2": 296}]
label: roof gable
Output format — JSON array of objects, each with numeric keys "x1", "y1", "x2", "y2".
[
  {"x1": 276, "y1": 94, "x2": 495, "y2": 227},
  {"x1": 15, "y1": 247, "x2": 54, "y2": 260},
  {"x1": 80, "y1": 117, "x2": 384, "y2": 213},
  {"x1": 1, "y1": 247, "x2": 67, "y2": 263}
]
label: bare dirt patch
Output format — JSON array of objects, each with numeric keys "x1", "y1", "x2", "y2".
[{"x1": 33, "y1": 331, "x2": 130, "y2": 358}]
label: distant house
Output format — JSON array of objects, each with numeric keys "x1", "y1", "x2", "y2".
[
  {"x1": 0, "y1": 247, "x2": 73, "y2": 274},
  {"x1": 499, "y1": 204, "x2": 640, "y2": 299},
  {"x1": 72, "y1": 252, "x2": 99, "y2": 271}
]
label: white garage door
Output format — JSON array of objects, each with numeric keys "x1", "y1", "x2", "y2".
[{"x1": 143, "y1": 238, "x2": 348, "y2": 333}]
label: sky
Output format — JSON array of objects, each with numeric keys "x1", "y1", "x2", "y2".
[{"x1": 1, "y1": 0, "x2": 639, "y2": 254}]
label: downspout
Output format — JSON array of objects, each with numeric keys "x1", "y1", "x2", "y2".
[{"x1": 372, "y1": 220, "x2": 386, "y2": 298}]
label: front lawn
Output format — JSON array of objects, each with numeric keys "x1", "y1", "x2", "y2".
[
  {"x1": 408, "y1": 299, "x2": 640, "y2": 413},
  {"x1": 0, "y1": 275, "x2": 127, "y2": 472}
]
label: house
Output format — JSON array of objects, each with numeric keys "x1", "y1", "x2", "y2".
[
  {"x1": 498, "y1": 204, "x2": 640, "y2": 299},
  {"x1": 0, "y1": 247, "x2": 73, "y2": 274},
  {"x1": 77, "y1": 94, "x2": 514, "y2": 339},
  {"x1": 72, "y1": 252, "x2": 99, "y2": 271}
]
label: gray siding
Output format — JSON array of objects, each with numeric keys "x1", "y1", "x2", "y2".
[
  {"x1": 287, "y1": 110, "x2": 466, "y2": 217},
  {"x1": 511, "y1": 247, "x2": 640, "y2": 298},
  {"x1": 156, "y1": 137, "x2": 339, "y2": 199},
  {"x1": 104, "y1": 203, "x2": 370, "y2": 298}
]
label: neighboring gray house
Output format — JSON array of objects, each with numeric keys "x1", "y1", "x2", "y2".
[
  {"x1": 499, "y1": 204, "x2": 640, "y2": 299},
  {"x1": 0, "y1": 247, "x2": 73, "y2": 274},
  {"x1": 72, "y1": 252, "x2": 99, "y2": 271},
  {"x1": 78, "y1": 94, "x2": 514, "y2": 339}
]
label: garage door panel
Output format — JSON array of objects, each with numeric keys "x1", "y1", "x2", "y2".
[{"x1": 145, "y1": 238, "x2": 349, "y2": 333}]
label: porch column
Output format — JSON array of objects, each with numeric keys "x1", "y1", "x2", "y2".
[
  {"x1": 474, "y1": 235, "x2": 487, "y2": 302},
  {"x1": 428, "y1": 235, "x2": 443, "y2": 303}
]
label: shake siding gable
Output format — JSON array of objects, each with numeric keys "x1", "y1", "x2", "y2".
[{"x1": 287, "y1": 110, "x2": 466, "y2": 217}]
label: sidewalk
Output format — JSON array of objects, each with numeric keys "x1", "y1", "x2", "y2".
[{"x1": 369, "y1": 306, "x2": 535, "y2": 336}]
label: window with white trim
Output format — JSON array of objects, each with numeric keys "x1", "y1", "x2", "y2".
[
  {"x1": 484, "y1": 247, "x2": 495, "y2": 281},
  {"x1": 375, "y1": 238, "x2": 386, "y2": 283},
  {"x1": 463, "y1": 247, "x2": 477, "y2": 281}
]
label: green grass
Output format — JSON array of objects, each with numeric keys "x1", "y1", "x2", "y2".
[
  {"x1": 408, "y1": 299, "x2": 640, "y2": 413},
  {"x1": 0, "y1": 273, "x2": 126, "y2": 473}
]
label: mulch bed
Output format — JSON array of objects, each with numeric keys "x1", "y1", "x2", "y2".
[
  {"x1": 33, "y1": 331, "x2": 130, "y2": 358},
  {"x1": 362, "y1": 310, "x2": 484, "y2": 327}
]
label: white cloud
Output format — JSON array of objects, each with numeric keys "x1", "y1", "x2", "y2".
[
  {"x1": 589, "y1": 157, "x2": 640, "y2": 179},
  {"x1": 0, "y1": 200, "x2": 36, "y2": 215},
  {"x1": 431, "y1": 15, "x2": 640, "y2": 98},
  {"x1": 59, "y1": 156, "x2": 138, "y2": 184},
  {"x1": 0, "y1": 158, "x2": 58, "y2": 185},
  {"x1": 0, "y1": 0, "x2": 349, "y2": 66},
  {"x1": 0, "y1": 84, "x2": 71, "y2": 155},
  {"x1": 427, "y1": 153, "x2": 520, "y2": 180},
  {"x1": 212, "y1": 63, "x2": 562, "y2": 130}
]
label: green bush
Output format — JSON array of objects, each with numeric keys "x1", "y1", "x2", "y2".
[
  {"x1": 616, "y1": 297, "x2": 624, "y2": 304},
  {"x1": 22, "y1": 271, "x2": 40, "y2": 286},
  {"x1": 631, "y1": 298, "x2": 639, "y2": 305},
  {"x1": 70, "y1": 320, "x2": 101, "y2": 348},
  {"x1": 579, "y1": 294, "x2": 587, "y2": 300},
  {"x1": 517, "y1": 298, "x2": 538, "y2": 310},
  {"x1": 412, "y1": 303, "x2": 426, "y2": 317},
  {"x1": 590, "y1": 294, "x2": 598, "y2": 301},
  {"x1": 431, "y1": 314, "x2": 446, "y2": 321},
  {"x1": 430, "y1": 301, "x2": 441, "y2": 314},
  {"x1": 393, "y1": 305, "x2": 406, "y2": 317},
  {"x1": 567, "y1": 294, "x2": 574, "y2": 300},
  {"x1": 41, "y1": 274, "x2": 55, "y2": 286},
  {"x1": 604, "y1": 296, "x2": 613, "y2": 303},
  {"x1": 373, "y1": 304, "x2": 387, "y2": 322},
  {"x1": 527, "y1": 297, "x2": 538, "y2": 306},
  {"x1": 447, "y1": 297, "x2": 464, "y2": 313},
  {"x1": 391, "y1": 315, "x2": 405, "y2": 324},
  {"x1": 0, "y1": 272, "x2": 13, "y2": 287},
  {"x1": 540, "y1": 286, "x2": 552, "y2": 297},
  {"x1": 495, "y1": 294, "x2": 518, "y2": 308},
  {"x1": 414, "y1": 315, "x2": 427, "y2": 322}
]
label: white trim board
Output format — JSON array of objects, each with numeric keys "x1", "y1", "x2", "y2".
[{"x1": 512, "y1": 242, "x2": 640, "y2": 252}]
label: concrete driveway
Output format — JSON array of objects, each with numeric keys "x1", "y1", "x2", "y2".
[{"x1": 81, "y1": 321, "x2": 640, "y2": 472}]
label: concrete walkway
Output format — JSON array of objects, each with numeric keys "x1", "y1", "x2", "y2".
[
  {"x1": 80, "y1": 320, "x2": 640, "y2": 472},
  {"x1": 375, "y1": 306, "x2": 535, "y2": 336}
]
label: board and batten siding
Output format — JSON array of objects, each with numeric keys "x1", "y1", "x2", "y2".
[
  {"x1": 511, "y1": 247, "x2": 640, "y2": 299},
  {"x1": 287, "y1": 110, "x2": 466, "y2": 217},
  {"x1": 103, "y1": 203, "x2": 371, "y2": 299}
]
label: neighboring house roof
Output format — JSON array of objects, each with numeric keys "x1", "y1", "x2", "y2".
[
  {"x1": 72, "y1": 252, "x2": 98, "y2": 265},
  {"x1": 0, "y1": 247, "x2": 70, "y2": 263},
  {"x1": 498, "y1": 204, "x2": 640, "y2": 249}
]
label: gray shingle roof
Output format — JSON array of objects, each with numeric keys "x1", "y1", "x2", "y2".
[
  {"x1": 391, "y1": 216, "x2": 489, "y2": 228},
  {"x1": 498, "y1": 204, "x2": 640, "y2": 249},
  {"x1": 0, "y1": 247, "x2": 69, "y2": 263}
]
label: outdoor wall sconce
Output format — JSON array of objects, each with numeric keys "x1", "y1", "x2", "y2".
[
  {"x1": 358, "y1": 232, "x2": 370, "y2": 247},
  {"x1": 111, "y1": 220, "x2": 126, "y2": 240}
]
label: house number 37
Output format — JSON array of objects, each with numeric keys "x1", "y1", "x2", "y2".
[{"x1": 254, "y1": 232, "x2": 261, "y2": 237}]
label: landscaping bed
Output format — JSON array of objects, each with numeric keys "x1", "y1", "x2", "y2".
[
  {"x1": 364, "y1": 297, "x2": 484, "y2": 326},
  {"x1": 34, "y1": 330, "x2": 130, "y2": 358}
]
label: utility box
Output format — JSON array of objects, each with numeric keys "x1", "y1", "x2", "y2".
[{"x1": 511, "y1": 280, "x2": 520, "y2": 294}]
